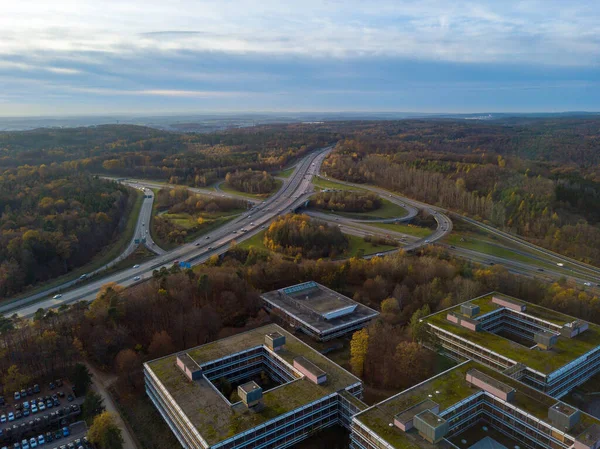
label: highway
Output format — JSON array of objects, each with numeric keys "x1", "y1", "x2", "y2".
[
  {"x1": 5, "y1": 143, "x2": 599, "y2": 318},
  {"x1": 0, "y1": 147, "x2": 332, "y2": 317}
]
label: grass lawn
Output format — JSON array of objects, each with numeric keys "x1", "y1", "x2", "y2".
[
  {"x1": 343, "y1": 234, "x2": 397, "y2": 258},
  {"x1": 155, "y1": 214, "x2": 241, "y2": 251},
  {"x1": 313, "y1": 198, "x2": 408, "y2": 220},
  {"x1": 4, "y1": 188, "x2": 144, "y2": 303},
  {"x1": 238, "y1": 230, "x2": 268, "y2": 251},
  {"x1": 313, "y1": 177, "x2": 366, "y2": 192},
  {"x1": 273, "y1": 166, "x2": 295, "y2": 178},
  {"x1": 442, "y1": 227, "x2": 558, "y2": 271},
  {"x1": 368, "y1": 222, "x2": 432, "y2": 238},
  {"x1": 219, "y1": 178, "x2": 283, "y2": 199}
]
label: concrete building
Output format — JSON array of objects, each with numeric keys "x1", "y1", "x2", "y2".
[
  {"x1": 144, "y1": 324, "x2": 365, "y2": 449},
  {"x1": 423, "y1": 292, "x2": 600, "y2": 397},
  {"x1": 260, "y1": 281, "x2": 379, "y2": 341},
  {"x1": 351, "y1": 360, "x2": 600, "y2": 449}
]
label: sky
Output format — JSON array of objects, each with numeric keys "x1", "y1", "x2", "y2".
[{"x1": 1, "y1": 0, "x2": 599, "y2": 116}]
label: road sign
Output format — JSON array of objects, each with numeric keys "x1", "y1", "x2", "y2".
[{"x1": 179, "y1": 262, "x2": 191, "y2": 269}]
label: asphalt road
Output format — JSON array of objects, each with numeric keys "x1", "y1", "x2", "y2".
[{"x1": 2, "y1": 147, "x2": 332, "y2": 317}]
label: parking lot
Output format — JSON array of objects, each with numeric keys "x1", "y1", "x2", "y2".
[{"x1": 0, "y1": 380, "x2": 87, "y2": 448}]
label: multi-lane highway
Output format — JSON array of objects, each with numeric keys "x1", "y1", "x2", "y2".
[
  {"x1": 4, "y1": 142, "x2": 599, "y2": 318},
  {"x1": 1, "y1": 147, "x2": 332, "y2": 317}
]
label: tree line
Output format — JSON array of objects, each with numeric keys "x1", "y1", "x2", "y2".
[
  {"x1": 225, "y1": 169, "x2": 278, "y2": 194},
  {"x1": 310, "y1": 190, "x2": 382, "y2": 213},
  {"x1": 0, "y1": 165, "x2": 132, "y2": 296}
]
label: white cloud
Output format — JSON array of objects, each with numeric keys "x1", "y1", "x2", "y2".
[{"x1": 0, "y1": 0, "x2": 598, "y2": 66}]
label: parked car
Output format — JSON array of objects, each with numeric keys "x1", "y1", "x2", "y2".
[
  {"x1": 33, "y1": 385, "x2": 40, "y2": 394},
  {"x1": 14, "y1": 392, "x2": 21, "y2": 401},
  {"x1": 55, "y1": 379, "x2": 63, "y2": 388},
  {"x1": 1, "y1": 415, "x2": 6, "y2": 423},
  {"x1": 28, "y1": 437, "x2": 37, "y2": 448},
  {"x1": 37, "y1": 435, "x2": 45, "y2": 445},
  {"x1": 45, "y1": 431, "x2": 53, "y2": 442},
  {"x1": 21, "y1": 440, "x2": 29, "y2": 449},
  {"x1": 49, "y1": 382, "x2": 56, "y2": 390},
  {"x1": 8, "y1": 412, "x2": 14, "y2": 422},
  {"x1": 62, "y1": 427, "x2": 70, "y2": 437},
  {"x1": 31, "y1": 404, "x2": 37, "y2": 414}
]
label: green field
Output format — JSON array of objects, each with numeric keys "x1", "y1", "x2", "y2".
[
  {"x1": 219, "y1": 178, "x2": 283, "y2": 199},
  {"x1": 343, "y1": 235, "x2": 397, "y2": 258},
  {"x1": 238, "y1": 230, "x2": 268, "y2": 251},
  {"x1": 5, "y1": 188, "x2": 144, "y2": 303},
  {"x1": 368, "y1": 222, "x2": 433, "y2": 238},
  {"x1": 312, "y1": 177, "x2": 366, "y2": 192},
  {"x1": 274, "y1": 166, "x2": 295, "y2": 178},
  {"x1": 313, "y1": 198, "x2": 408, "y2": 220}
]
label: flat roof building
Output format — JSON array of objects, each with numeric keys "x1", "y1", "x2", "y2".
[
  {"x1": 144, "y1": 324, "x2": 365, "y2": 449},
  {"x1": 351, "y1": 360, "x2": 600, "y2": 449},
  {"x1": 423, "y1": 292, "x2": 600, "y2": 397},
  {"x1": 261, "y1": 281, "x2": 379, "y2": 341}
]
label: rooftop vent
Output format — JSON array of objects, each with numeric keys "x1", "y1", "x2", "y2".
[
  {"x1": 265, "y1": 332, "x2": 286, "y2": 352},
  {"x1": 447, "y1": 313, "x2": 481, "y2": 332},
  {"x1": 293, "y1": 356, "x2": 327, "y2": 384},
  {"x1": 413, "y1": 410, "x2": 449, "y2": 443},
  {"x1": 461, "y1": 303, "x2": 480, "y2": 318},
  {"x1": 238, "y1": 381, "x2": 263, "y2": 409},
  {"x1": 549, "y1": 402, "x2": 580, "y2": 431},
  {"x1": 466, "y1": 369, "x2": 515, "y2": 402},
  {"x1": 562, "y1": 320, "x2": 589, "y2": 338},
  {"x1": 394, "y1": 399, "x2": 439, "y2": 432},
  {"x1": 176, "y1": 353, "x2": 202, "y2": 381},
  {"x1": 534, "y1": 330, "x2": 559, "y2": 350},
  {"x1": 492, "y1": 295, "x2": 526, "y2": 312}
]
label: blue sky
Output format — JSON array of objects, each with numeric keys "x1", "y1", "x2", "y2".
[{"x1": 0, "y1": 0, "x2": 599, "y2": 116}]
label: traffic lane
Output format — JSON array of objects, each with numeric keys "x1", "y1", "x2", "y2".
[{"x1": 9, "y1": 148, "x2": 331, "y2": 317}]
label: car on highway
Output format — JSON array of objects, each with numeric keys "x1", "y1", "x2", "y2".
[
  {"x1": 424, "y1": 239, "x2": 430, "y2": 243},
  {"x1": 133, "y1": 276, "x2": 141, "y2": 281},
  {"x1": 195, "y1": 242, "x2": 200, "y2": 246},
  {"x1": 133, "y1": 264, "x2": 140, "y2": 268},
  {"x1": 584, "y1": 282, "x2": 592, "y2": 287},
  {"x1": 557, "y1": 263, "x2": 564, "y2": 267},
  {"x1": 79, "y1": 274, "x2": 87, "y2": 280},
  {"x1": 52, "y1": 294, "x2": 62, "y2": 299},
  {"x1": 205, "y1": 236, "x2": 210, "y2": 239}
]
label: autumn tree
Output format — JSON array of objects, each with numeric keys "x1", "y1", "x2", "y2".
[
  {"x1": 350, "y1": 328, "x2": 369, "y2": 377},
  {"x1": 2, "y1": 365, "x2": 31, "y2": 393},
  {"x1": 88, "y1": 412, "x2": 124, "y2": 449}
]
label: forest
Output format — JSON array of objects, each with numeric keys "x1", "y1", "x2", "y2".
[
  {"x1": 263, "y1": 214, "x2": 349, "y2": 259},
  {"x1": 0, "y1": 124, "x2": 337, "y2": 186},
  {"x1": 0, "y1": 166, "x2": 131, "y2": 296},
  {"x1": 320, "y1": 119, "x2": 600, "y2": 264},
  {"x1": 224, "y1": 169, "x2": 278, "y2": 194},
  {"x1": 310, "y1": 190, "x2": 382, "y2": 213}
]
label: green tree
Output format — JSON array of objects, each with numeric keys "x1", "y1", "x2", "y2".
[
  {"x1": 72, "y1": 363, "x2": 92, "y2": 395},
  {"x1": 409, "y1": 305, "x2": 432, "y2": 343},
  {"x1": 3, "y1": 365, "x2": 31, "y2": 393},
  {"x1": 88, "y1": 411, "x2": 124, "y2": 449},
  {"x1": 82, "y1": 390, "x2": 105, "y2": 424}
]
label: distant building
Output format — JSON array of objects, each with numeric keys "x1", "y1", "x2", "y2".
[{"x1": 260, "y1": 281, "x2": 379, "y2": 341}]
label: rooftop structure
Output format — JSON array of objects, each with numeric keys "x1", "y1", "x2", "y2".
[
  {"x1": 261, "y1": 281, "x2": 379, "y2": 341},
  {"x1": 351, "y1": 360, "x2": 600, "y2": 449},
  {"x1": 423, "y1": 292, "x2": 600, "y2": 397},
  {"x1": 144, "y1": 323, "x2": 363, "y2": 449}
]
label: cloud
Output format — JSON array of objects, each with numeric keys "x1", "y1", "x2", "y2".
[{"x1": 0, "y1": 1, "x2": 598, "y2": 66}]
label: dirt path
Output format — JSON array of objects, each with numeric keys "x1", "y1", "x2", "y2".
[{"x1": 86, "y1": 364, "x2": 140, "y2": 449}]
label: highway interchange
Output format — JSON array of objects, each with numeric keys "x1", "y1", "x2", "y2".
[{"x1": 2, "y1": 145, "x2": 600, "y2": 318}]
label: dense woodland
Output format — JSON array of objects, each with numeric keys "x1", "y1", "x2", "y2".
[
  {"x1": 263, "y1": 214, "x2": 349, "y2": 259},
  {"x1": 0, "y1": 124, "x2": 336, "y2": 187},
  {"x1": 0, "y1": 167, "x2": 131, "y2": 296},
  {"x1": 310, "y1": 190, "x2": 382, "y2": 213},
  {"x1": 225, "y1": 169, "x2": 278, "y2": 194},
  {"x1": 320, "y1": 119, "x2": 600, "y2": 264}
]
